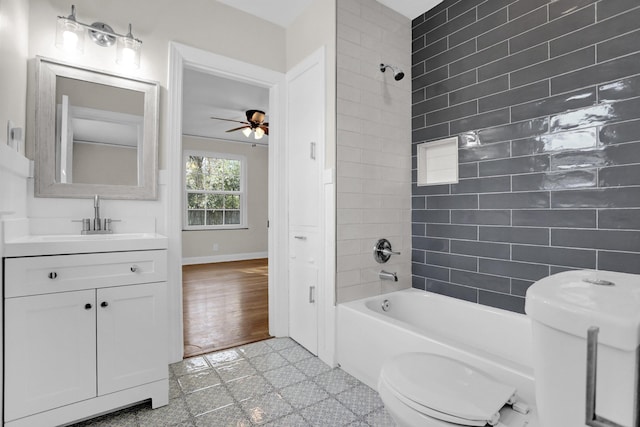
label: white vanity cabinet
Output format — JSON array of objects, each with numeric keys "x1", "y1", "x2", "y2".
[{"x1": 3, "y1": 248, "x2": 169, "y2": 427}]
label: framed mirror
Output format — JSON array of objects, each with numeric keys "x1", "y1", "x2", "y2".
[{"x1": 34, "y1": 57, "x2": 159, "y2": 199}]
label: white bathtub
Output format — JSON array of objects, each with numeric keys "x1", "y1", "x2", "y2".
[{"x1": 336, "y1": 288, "x2": 537, "y2": 404}]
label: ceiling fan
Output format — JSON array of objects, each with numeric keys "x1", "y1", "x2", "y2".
[{"x1": 210, "y1": 109, "x2": 269, "y2": 139}]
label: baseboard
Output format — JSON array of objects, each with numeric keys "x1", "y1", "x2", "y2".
[{"x1": 182, "y1": 251, "x2": 268, "y2": 265}]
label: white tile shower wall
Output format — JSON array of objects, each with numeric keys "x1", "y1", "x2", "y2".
[{"x1": 336, "y1": 0, "x2": 412, "y2": 303}]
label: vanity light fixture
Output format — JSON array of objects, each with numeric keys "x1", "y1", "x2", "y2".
[{"x1": 55, "y1": 5, "x2": 142, "y2": 69}]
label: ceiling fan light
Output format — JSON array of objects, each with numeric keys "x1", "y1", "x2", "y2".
[
  {"x1": 254, "y1": 127, "x2": 265, "y2": 139},
  {"x1": 242, "y1": 127, "x2": 252, "y2": 137}
]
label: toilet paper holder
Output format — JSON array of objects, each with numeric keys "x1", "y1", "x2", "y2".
[{"x1": 373, "y1": 238, "x2": 401, "y2": 263}]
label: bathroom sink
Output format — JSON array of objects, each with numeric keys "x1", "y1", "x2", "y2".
[{"x1": 4, "y1": 232, "x2": 168, "y2": 256}]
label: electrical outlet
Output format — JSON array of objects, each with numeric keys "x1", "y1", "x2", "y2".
[{"x1": 212, "y1": 243, "x2": 219, "y2": 251}]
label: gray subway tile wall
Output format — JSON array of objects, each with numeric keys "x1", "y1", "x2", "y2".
[{"x1": 411, "y1": 0, "x2": 640, "y2": 313}]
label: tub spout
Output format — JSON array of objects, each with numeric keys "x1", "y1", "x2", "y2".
[{"x1": 379, "y1": 270, "x2": 398, "y2": 282}]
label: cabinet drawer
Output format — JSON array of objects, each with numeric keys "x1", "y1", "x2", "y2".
[{"x1": 5, "y1": 250, "x2": 167, "y2": 298}]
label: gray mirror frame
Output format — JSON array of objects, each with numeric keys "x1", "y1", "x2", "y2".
[{"x1": 34, "y1": 57, "x2": 160, "y2": 200}]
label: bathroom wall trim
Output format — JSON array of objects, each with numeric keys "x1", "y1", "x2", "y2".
[
  {"x1": 0, "y1": 144, "x2": 30, "y2": 180},
  {"x1": 182, "y1": 252, "x2": 268, "y2": 265}
]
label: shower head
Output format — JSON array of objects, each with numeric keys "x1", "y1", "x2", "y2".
[{"x1": 380, "y1": 63, "x2": 405, "y2": 81}]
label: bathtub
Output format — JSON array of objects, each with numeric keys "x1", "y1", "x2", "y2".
[{"x1": 336, "y1": 288, "x2": 537, "y2": 404}]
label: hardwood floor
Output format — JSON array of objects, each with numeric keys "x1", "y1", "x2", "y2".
[{"x1": 182, "y1": 258, "x2": 270, "y2": 358}]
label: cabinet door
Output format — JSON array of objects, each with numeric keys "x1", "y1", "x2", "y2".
[
  {"x1": 4, "y1": 290, "x2": 96, "y2": 422},
  {"x1": 289, "y1": 231, "x2": 320, "y2": 355},
  {"x1": 97, "y1": 282, "x2": 167, "y2": 395}
]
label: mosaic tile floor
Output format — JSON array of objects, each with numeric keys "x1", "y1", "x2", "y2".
[{"x1": 71, "y1": 337, "x2": 396, "y2": 426}]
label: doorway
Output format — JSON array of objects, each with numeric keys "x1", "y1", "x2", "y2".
[
  {"x1": 166, "y1": 43, "x2": 289, "y2": 363},
  {"x1": 180, "y1": 68, "x2": 272, "y2": 357}
]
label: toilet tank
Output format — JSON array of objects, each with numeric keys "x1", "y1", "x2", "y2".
[{"x1": 525, "y1": 270, "x2": 640, "y2": 427}]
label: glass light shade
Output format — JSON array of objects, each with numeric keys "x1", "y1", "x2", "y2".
[
  {"x1": 116, "y1": 36, "x2": 141, "y2": 69},
  {"x1": 55, "y1": 18, "x2": 84, "y2": 54},
  {"x1": 242, "y1": 128, "x2": 252, "y2": 137},
  {"x1": 254, "y1": 127, "x2": 265, "y2": 140}
]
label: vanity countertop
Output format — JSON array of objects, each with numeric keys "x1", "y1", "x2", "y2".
[{"x1": 3, "y1": 232, "x2": 168, "y2": 257}]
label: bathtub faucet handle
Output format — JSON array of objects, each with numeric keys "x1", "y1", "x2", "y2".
[
  {"x1": 380, "y1": 248, "x2": 401, "y2": 256},
  {"x1": 374, "y1": 238, "x2": 400, "y2": 263}
]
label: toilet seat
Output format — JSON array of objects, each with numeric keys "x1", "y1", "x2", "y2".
[{"x1": 379, "y1": 353, "x2": 516, "y2": 426}]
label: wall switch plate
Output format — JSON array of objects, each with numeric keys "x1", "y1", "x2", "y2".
[{"x1": 6, "y1": 120, "x2": 23, "y2": 151}]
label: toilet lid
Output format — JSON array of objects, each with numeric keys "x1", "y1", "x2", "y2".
[{"x1": 380, "y1": 353, "x2": 516, "y2": 424}]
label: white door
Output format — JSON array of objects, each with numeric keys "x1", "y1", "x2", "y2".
[
  {"x1": 4, "y1": 290, "x2": 96, "y2": 421},
  {"x1": 97, "y1": 282, "x2": 167, "y2": 395},
  {"x1": 287, "y1": 52, "x2": 324, "y2": 355}
]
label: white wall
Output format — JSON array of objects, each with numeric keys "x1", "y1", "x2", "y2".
[
  {"x1": 0, "y1": 0, "x2": 30, "y2": 414},
  {"x1": 181, "y1": 136, "x2": 268, "y2": 262},
  {"x1": 336, "y1": 0, "x2": 412, "y2": 302},
  {"x1": 0, "y1": 0, "x2": 29, "y2": 153}
]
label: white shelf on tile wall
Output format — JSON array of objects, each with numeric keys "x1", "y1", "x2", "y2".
[{"x1": 417, "y1": 137, "x2": 458, "y2": 186}]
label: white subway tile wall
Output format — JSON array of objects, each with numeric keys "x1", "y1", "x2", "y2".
[{"x1": 336, "y1": 0, "x2": 412, "y2": 303}]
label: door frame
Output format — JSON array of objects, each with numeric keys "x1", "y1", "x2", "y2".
[{"x1": 166, "y1": 42, "x2": 288, "y2": 362}]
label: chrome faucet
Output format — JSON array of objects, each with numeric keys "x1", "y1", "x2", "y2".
[
  {"x1": 77, "y1": 195, "x2": 117, "y2": 234},
  {"x1": 93, "y1": 194, "x2": 102, "y2": 231}
]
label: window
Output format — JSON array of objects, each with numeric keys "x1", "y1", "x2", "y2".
[{"x1": 184, "y1": 151, "x2": 246, "y2": 229}]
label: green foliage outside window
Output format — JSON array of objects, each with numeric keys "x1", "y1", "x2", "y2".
[{"x1": 185, "y1": 155, "x2": 243, "y2": 227}]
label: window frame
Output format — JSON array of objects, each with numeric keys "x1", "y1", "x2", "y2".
[{"x1": 183, "y1": 150, "x2": 248, "y2": 230}]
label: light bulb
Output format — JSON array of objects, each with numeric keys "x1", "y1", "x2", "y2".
[
  {"x1": 116, "y1": 26, "x2": 141, "y2": 69},
  {"x1": 120, "y1": 47, "x2": 136, "y2": 65},
  {"x1": 254, "y1": 127, "x2": 265, "y2": 139},
  {"x1": 56, "y1": 16, "x2": 84, "y2": 54},
  {"x1": 62, "y1": 30, "x2": 79, "y2": 51},
  {"x1": 242, "y1": 128, "x2": 252, "y2": 137}
]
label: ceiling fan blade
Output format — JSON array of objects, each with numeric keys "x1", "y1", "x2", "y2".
[
  {"x1": 226, "y1": 125, "x2": 251, "y2": 133},
  {"x1": 210, "y1": 116, "x2": 249, "y2": 125},
  {"x1": 259, "y1": 125, "x2": 269, "y2": 136}
]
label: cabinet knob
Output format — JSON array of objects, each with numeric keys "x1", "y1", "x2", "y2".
[
  {"x1": 84, "y1": 303, "x2": 92, "y2": 310},
  {"x1": 130, "y1": 265, "x2": 139, "y2": 273},
  {"x1": 101, "y1": 301, "x2": 109, "y2": 308},
  {"x1": 48, "y1": 272, "x2": 58, "y2": 279}
]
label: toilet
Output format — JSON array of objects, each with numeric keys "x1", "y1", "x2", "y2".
[
  {"x1": 378, "y1": 269, "x2": 640, "y2": 427},
  {"x1": 377, "y1": 353, "x2": 531, "y2": 427},
  {"x1": 526, "y1": 270, "x2": 640, "y2": 427}
]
